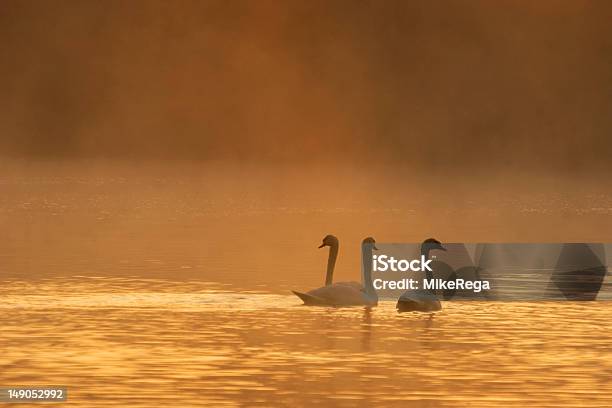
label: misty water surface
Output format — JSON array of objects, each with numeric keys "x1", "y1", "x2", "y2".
[{"x1": 1, "y1": 161, "x2": 612, "y2": 407}]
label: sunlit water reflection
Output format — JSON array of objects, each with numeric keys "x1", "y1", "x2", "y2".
[
  {"x1": 2, "y1": 164, "x2": 612, "y2": 406},
  {"x1": 1, "y1": 278, "x2": 612, "y2": 407}
]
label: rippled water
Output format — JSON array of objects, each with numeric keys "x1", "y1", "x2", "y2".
[
  {"x1": 2, "y1": 278, "x2": 612, "y2": 407},
  {"x1": 2, "y1": 162, "x2": 612, "y2": 406}
]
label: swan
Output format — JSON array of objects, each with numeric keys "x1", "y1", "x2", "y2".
[
  {"x1": 396, "y1": 238, "x2": 446, "y2": 312},
  {"x1": 292, "y1": 235, "x2": 378, "y2": 306}
]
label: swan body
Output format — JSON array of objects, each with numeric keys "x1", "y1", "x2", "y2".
[
  {"x1": 293, "y1": 235, "x2": 378, "y2": 307},
  {"x1": 396, "y1": 290, "x2": 441, "y2": 312},
  {"x1": 292, "y1": 283, "x2": 376, "y2": 306},
  {"x1": 396, "y1": 238, "x2": 446, "y2": 313}
]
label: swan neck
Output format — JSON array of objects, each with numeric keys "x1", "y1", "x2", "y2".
[
  {"x1": 325, "y1": 243, "x2": 338, "y2": 286},
  {"x1": 362, "y1": 245, "x2": 377, "y2": 298},
  {"x1": 421, "y1": 246, "x2": 431, "y2": 259},
  {"x1": 421, "y1": 247, "x2": 434, "y2": 284}
]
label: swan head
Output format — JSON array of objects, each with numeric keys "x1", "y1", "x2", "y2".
[
  {"x1": 318, "y1": 234, "x2": 339, "y2": 248},
  {"x1": 421, "y1": 238, "x2": 446, "y2": 253},
  {"x1": 362, "y1": 236, "x2": 378, "y2": 250}
]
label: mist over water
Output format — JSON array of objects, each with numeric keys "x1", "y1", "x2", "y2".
[
  {"x1": 1, "y1": 1, "x2": 612, "y2": 171},
  {"x1": 2, "y1": 160, "x2": 612, "y2": 287}
]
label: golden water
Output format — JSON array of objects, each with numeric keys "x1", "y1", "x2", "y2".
[
  {"x1": 1, "y1": 162, "x2": 612, "y2": 406},
  {"x1": 2, "y1": 279, "x2": 612, "y2": 407}
]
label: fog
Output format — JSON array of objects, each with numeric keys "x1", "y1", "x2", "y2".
[{"x1": 1, "y1": 1, "x2": 611, "y2": 172}]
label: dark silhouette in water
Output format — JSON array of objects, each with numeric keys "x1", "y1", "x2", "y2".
[
  {"x1": 439, "y1": 265, "x2": 488, "y2": 300},
  {"x1": 396, "y1": 238, "x2": 445, "y2": 313},
  {"x1": 548, "y1": 243, "x2": 607, "y2": 300},
  {"x1": 292, "y1": 236, "x2": 378, "y2": 306}
]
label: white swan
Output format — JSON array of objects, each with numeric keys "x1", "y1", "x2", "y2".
[
  {"x1": 396, "y1": 238, "x2": 446, "y2": 312},
  {"x1": 292, "y1": 235, "x2": 378, "y2": 307}
]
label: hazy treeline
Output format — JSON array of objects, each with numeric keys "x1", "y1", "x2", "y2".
[{"x1": 1, "y1": 0, "x2": 611, "y2": 172}]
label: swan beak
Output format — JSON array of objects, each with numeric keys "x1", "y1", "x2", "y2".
[
  {"x1": 373, "y1": 245, "x2": 378, "y2": 250},
  {"x1": 318, "y1": 243, "x2": 326, "y2": 248}
]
